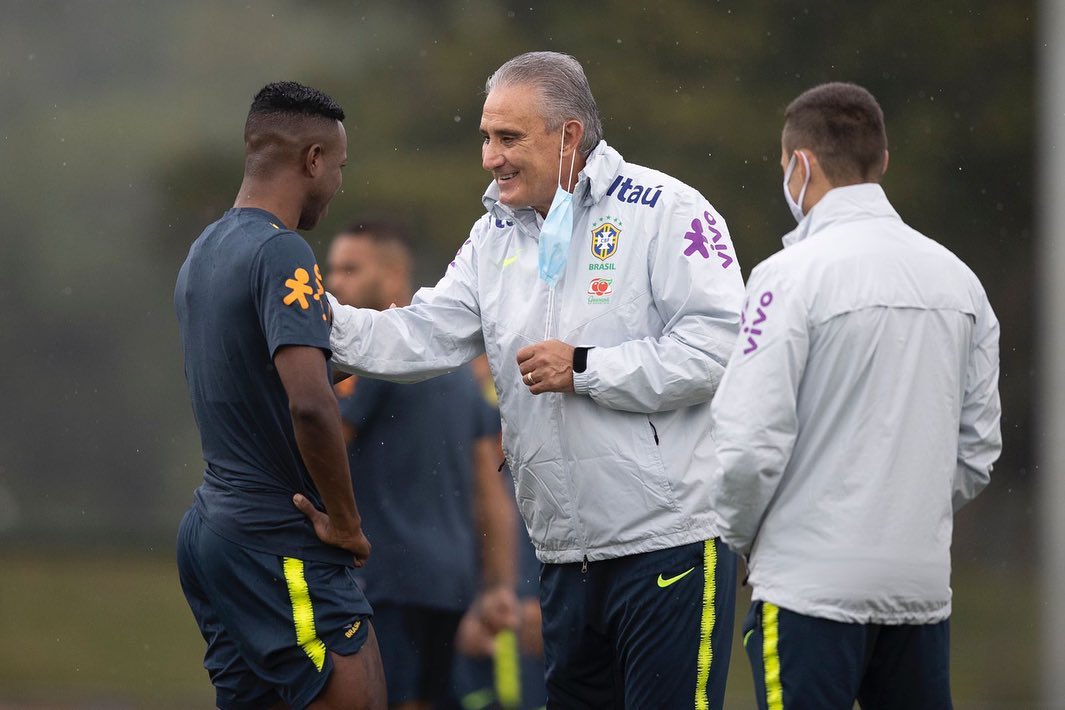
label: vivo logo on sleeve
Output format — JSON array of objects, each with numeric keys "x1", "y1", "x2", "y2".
[
  {"x1": 683, "y1": 211, "x2": 733, "y2": 269},
  {"x1": 741, "y1": 291, "x2": 774, "y2": 355}
]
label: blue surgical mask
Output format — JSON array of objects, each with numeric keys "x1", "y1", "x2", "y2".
[
  {"x1": 783, "y1": 151, "x2": 811, "y2": 223},
  {"x1": 538, "y1": 127, "x2": 578, "y2": 288}
]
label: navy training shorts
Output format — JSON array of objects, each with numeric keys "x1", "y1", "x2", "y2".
[
  {"x1": 369, "y1": 602, "x2": 463, "y2": 705},
  {"x1": 742, "y1": 600, "x2": 952, "y2": 709},
  {"x1": 176, "y1": 507, "x2": 374, "y2": 710},
  {"x1": 539, "y1": 538, "x2": 736, "y2": 709}
]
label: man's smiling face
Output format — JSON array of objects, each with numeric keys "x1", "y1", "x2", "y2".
[{"x1": 480, "y1": 83, "x2": 562, "y2": 216}]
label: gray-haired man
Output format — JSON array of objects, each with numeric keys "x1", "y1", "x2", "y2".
[{"x1": 326, "y1": 51, "x2": 745, "y2": 708}]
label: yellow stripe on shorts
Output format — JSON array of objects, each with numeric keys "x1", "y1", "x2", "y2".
[
  {"x1": 762, "y1": 602, "x2": 784, "y2": 710},
  {"x1": 695, "y1": 539, "x2": 717, "y2": 710},
  {"x1": 283, "y1": 557, "x2": 328, "y2": 672}
]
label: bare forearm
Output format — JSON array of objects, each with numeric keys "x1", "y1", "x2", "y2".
[
  {"x1": 471, "y1": 436, "x2": 521, "y2": 632},
  {"x1": 291, "y1": 399, "x2": 360, "y2": 527},
  {"x1": 473, "y1": 437, "x2": 517, "y2": 589},
  {"x1": 480, "y1": 504, "x2": 517, "y2": 589},
  {"x1": 275, "y1": 344, "x2": 370, "y2": 564}
]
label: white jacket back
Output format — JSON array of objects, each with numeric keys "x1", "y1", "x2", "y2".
[
  {"x1": 710, "y1": 184, "x2": 1001, "y2": 624},
  {"x1": 330, "y1": 142, "x2": 745, "y2": 563}
]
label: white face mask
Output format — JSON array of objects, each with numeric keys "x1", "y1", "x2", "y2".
[
  {"x1": 538, "y1": 125, "x2": 578, "y2": 288},
  {"x1": 783, "y1": 151, "x2": 811, "y2": 223}
]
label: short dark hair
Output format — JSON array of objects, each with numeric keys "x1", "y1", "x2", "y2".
[
  {"x1": 244, "y1": 81, "x2": 345, "y2": 147},
  {"x1": 783, "y1": 82, "x2": 887, "y2": 184},
  {"x1": 249, "y1": 81, "x2": 345, "y2": 122},
  {"x1": 338, "y1": 218, "x2": 414, "y2": 261}
]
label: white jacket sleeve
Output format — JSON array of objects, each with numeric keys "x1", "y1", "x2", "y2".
[
  {"x1": 953, "y1": 293, "x2": 1002, "y2": 511},
  {"x1": 710, "y1": 263, "x2": 809, "y2": 555},
  {"x1": 328, "y1": 224, "x2": 486, "y2": 383},
  {"x1": 572, "y1": 191, "x2": 744, "y2": 413}
]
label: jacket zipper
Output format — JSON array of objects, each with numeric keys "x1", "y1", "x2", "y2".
[
  {"x1": 544, "y1": 286, "x2": 555, "y2": 340},
  {"x1": 522, "y1": 201, "x2": 589, "y2": 567}
]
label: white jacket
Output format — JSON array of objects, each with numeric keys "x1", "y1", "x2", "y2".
[
  {"x1": 710, "y1": 183, "x2": 1001, "y2": 624},
  {"x1": 329, "y1": 141, "x2": 745, "y2": 563}
]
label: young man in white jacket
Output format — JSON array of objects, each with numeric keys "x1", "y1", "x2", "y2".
[
  {"x1": 710, "y1": 82, "x2": 1001, "y2": 709},
  {"x1": 325, "y1": 52, "x2": 746, "y2": 708}
]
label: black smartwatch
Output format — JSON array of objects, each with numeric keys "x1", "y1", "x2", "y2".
[{"x1": 572, "y1": 346, "x2": 592, "y2": 373}]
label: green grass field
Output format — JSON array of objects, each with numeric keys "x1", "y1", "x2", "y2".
[{"x1": 0, "y1": 551, "x2": 1037, "y2": 708}]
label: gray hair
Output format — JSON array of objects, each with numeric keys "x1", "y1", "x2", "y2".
[{"x1": 485, "y1": 51, "x2": 604, "y2": 156}]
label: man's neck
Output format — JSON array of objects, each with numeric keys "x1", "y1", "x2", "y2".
[{"x1": 233, "y1": 178, "x2": 300, "y2": 230}]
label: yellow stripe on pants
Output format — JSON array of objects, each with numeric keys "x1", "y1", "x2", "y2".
[
  {"x1": 762, "y1": 602, "x2": 784, "y2": 710},
  {"x1": 283, "y1": 557, "x2": 327, "y2": 672},
  {"x1": 695, "y1": 539, "x2": 717, "y2": 710}
]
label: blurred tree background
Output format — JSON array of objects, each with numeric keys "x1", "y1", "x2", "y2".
[{"x1": 0, "y1": 0, "x2": 1036, "y2": 706}]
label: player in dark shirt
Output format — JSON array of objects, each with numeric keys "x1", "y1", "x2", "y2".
[{"x1": 174, "y1": 81, "x2": 385, "y2": 710}]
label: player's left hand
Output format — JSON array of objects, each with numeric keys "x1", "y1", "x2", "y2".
[
  {"x1": 293, "y1": 493, "x2": 372, "y2": 567},
  {"x1": 517, "y1": 339, "x2": 575, "y2": 394}
]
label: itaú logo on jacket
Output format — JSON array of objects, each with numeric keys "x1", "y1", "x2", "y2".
[{"x1": 605, "y1": 175, "x2": 662, "y2": 208}]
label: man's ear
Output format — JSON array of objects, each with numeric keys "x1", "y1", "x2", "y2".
[
  {"x1": 787, "y1": 149, "x2": 813, "y2": 187},
  {"x1": 804, "y1": 150, "x2": 832, "y2": 188},
  {"x1": 562, "y1": 119, "x2": 584, "y2": 156},
  {"x1": 304, "y1": 143, "x2": 324, "y2": 177},
  {"x1": 804, "y1": 150, "x2": 820, "y2": 177},
  {"x1": 881, "y1": 149, "x2": 890, "y2": 177}
]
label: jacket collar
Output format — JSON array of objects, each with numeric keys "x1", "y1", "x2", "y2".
[
  {"x1": 781, "y1": 183, "x2": 900, "y2": 248},
  {"x1": 480, "y1": 140, "x2": 623, "y2": 225},
  {"x1": 577, "y1": 140, "x2": 624, "y2": 206}
]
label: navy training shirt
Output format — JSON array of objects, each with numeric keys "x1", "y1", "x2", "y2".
[
  {"x1": 175, "y1": 207, "x2": 351, "y2": 566},
  {"x1": 337, "y1": 365, "x2": 501, "y2": 610}
]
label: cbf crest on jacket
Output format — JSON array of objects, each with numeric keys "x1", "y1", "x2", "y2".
[{"x1": 329, "y1": 141, "x2": 745, "y2": 564}]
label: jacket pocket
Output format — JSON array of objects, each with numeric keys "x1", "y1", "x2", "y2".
[{"x1": 565, "y1": 402, "x2": 680, "y2": 548}]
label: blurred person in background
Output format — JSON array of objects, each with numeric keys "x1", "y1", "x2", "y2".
[
  {"x1": 326, "y1": 219, "x2": 520, "y2": 710},
  {"x1": 326, "y1": 51, "x2": 745, "y2": 709},
  {"x1": 710, "y1": 82, "x2": 1002, "y2": 709},
  {"x1": 452, "y1": 355, "x2": 547, "y2": 710},
  {"x1": 174, "y1": 82, "x2": 385, "y2": 710},
  {"x1": 451, "y1": 463, "x2": 548, "y2": 710}
]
